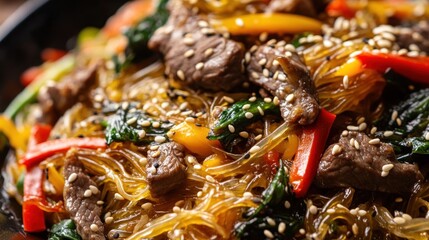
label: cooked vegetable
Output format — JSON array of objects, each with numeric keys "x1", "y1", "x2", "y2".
[
  {"x1": 235, "y1": 160, "x2": 305, "y2": 239},
  {"x1": 104, "y1": 102, "x2": 173, "y2": 145},
  {"x1": 215, "y1": 14, "x2": 323, "y2": 35},
  {"x1": 0, "y1": 115, "x2": 28, "y2": 152},
  {"x1": 23, "y1": 167, "x2": 46, "y2": 232},
  {"x1": 48, "y1": 219, "x2": 81, "y2": 240},
  {"x1": 356, "y1": 53, "x2": 429, "y2": 85},
  {"x1": 115, "y1": 0, "x2": 169, "y2": 71},
  {"x1": 208, "y1": 99, "x2": 280, "y2": 151},
  {"x1": 20, "y1": 138, "x2": 107, "y2": 167},
  {"x1": 326, "y1": 0, "x2": 356, "y2": 18},
  {"x1": 290, "y1": 109, "x2": 336, "y2": 198}
]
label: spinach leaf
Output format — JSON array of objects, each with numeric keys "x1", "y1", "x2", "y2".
[
  {"x1": 208, "y1": 99, "x2": 280, "y2": 151},
  {"x1": 104, "y1": 102, "x2": 173, "y2": 145},
  {"x1": 48, "y1": 219, "x2": 81, "y2": 240},
  {"x1": 235, "y1": 161, "x2": 305, "y2": 239},
  {"x1": 115, "y1": 0, "x2": 169, "y2": 72}
]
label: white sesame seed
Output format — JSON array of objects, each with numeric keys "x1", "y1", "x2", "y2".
[
  {"x1": 357, "y1": 117, "x2": 365, "y2": 125},
  {"x1": 391, "y1": 110, "x2": 398, "y2": 121},
  {"x1": 332, "y1": 144, "x2": 342, "y2": 155},
  {"x1": 273, "y1": 96, "x2": 280, "y2": 106},
  {"x1": 105, "y1": 217, "x2": 114, "y2": 224},
  {"x1": 114, "y1": 193, "x2": 124, "y2": 200},
  {"x1": 263, "y1": 229, "x2": 274, "y2": 239},
  {"x1": 398, "y1": 48, "x2": 408, "y2": 55},
  {"x1": 299, "y1": 228, "x2": 306, "y2": 235},
  {"x1": 251, "y1": 72, "x2": 259, "y2": 79},
  {"x1": 139, "y1": 157, "x2": 148, "y2": 165},
  {"x1": 368, "y1": 138, "x2": 380, "y2": 145},
  {"x1": 139, "y1": 120, "x2": 151, "y2": 127},
  {"x1": 285, "y1": 51, "x2": 293, "y2": 57},
  {"x1": 262, "y1": 68, "x2": 270, "y2": 77},
  {"x1": 381, "y1": 32, "x2": 396, "y2": 41},
  {"x1": 286, "y1": 94, "x2": 295, "y2": 103},
  {"x1": 267, "y1": 39, "x2": 277, "y2": 46},
  {"x1": 184, "y1": 49, "x2": 195, "y2": 58},
  {"x1": 185, "y1": 117, "x2": 195, "y2": 123},
  {"x1": 381, "y1": 171, "x2": 389, "y2": 177},
  {"x1": 152, "y1": 122, "x2": 160, "y2": 128},
  {"x1": 323, "y1": 40, "x2": 333, "y2": 48},
  {"x1": 358, "y1": 210, "x2": 367, "y2": 216},
  {"x1": 249, "y1": 145, "x2": 261, "y2": 154},
  {"x1": 173, "y1": 206, "x2": 181, "y2": 213},
  {"x1": 259, "y1": 32, "x2": 268, "y2": 42},
  {"x1": 278, "y1": 222, "x2": 286, "y2": 234},
  {"x1": 347, "y1": 125, "x2": 359, "y2": 131},
  {"x1": 257, "y1": 106, "x2": 264, "y2": 116},
  {"x1": 358, "y1": 122, "x2": 367, "y2": 131},
  {"x1": 239, "y1": 131, "x2": 249, "y2": 138},
  {"x1": 89, "y1": 185, "x2": 99, "y2": 195},
  {"x1": 242, "y1": 104, "x2": 251, "y2": 110},
  {"x1": 393, "y1": 217, "x2": 406, "y2": 224},
  {"x1": 97, "y1": 200, "x2": 104, "y2": 205},
  {"x1": 198, "y1": 20, "x2": 209, "y2": 28},
  {"x1": 177, "y1": 70, "x2": 186, "y2": 81},
  {"x1": 94, "y1": 94, "x2": 104, "y2": 102},
  {"x1": 84, "y1": 189, "x2": 92, "y2": 198},
  {"x1": 284, "y1": 201, "x2": 291, "y2": 209},
  {"x1": 243, "y1": 192, "x2": 253, "y2": 199},
  {"x1": 121, "y1": 102, "x2": 129, "y2": 110},
  {"x1": 408, "y1": 51, "x2": 420, "y2": 57},
  {"x1": 193, "y1": 164, "x2": 202, "y2": 170},
  {"x1": 327, "y1": 208, "x2": 335, "y2": 214},
  {"x1": 354, "y1": 140, "x2": 360, "y2": 150},
  {"x1": 223, "y1": 96, "x2": 235, "y2": 103},
  {"x1": 68, "y1": 173, "x2": 77, "y2": 183},
  {"x1": 383, "y1": 131, "x2": 394, "y2": 137},
  {"x1": 382, "y1": 164, "x2": 394, "y2": 172},
  {"x1": 278, "y1": 73, "x2": 287, "y2": 81},
  {"x1": 377, "y1": 39, "x2": 392, "y2": 48},
  {"x1": 139, "y1": 130, "x2": 146, "y2": 139},
  {"x1": 309, "y1": 205, "x2": 318, "y2": 215},
  {"x1": 249, "y1": 96, "x2": 256, "y2": 102},
  {"x1": 267, "y1": 217, "x2": 276, "y2": 226},
  {"x1": 371, "y1": 127, "x2": 377, "y2": 135},
  {"x1": 396, "y1": 118, "x2": 402, "y2": 126},
  {"x1": 254, "y1": 134, "x2": 263, "y2": 141},
  {"x1": 235, "y1": 18, "x2": 244, "y2": 27},
  {"x1": 228, "y1": 124, "x2": 235, "y2": 133},
  {"x1": 150, "y1": 145, "x2": 159, "y2": 151},
  {"x1": 264, "y1": 97, "x2": 272, "y2": 103},
  {"x1": 258, "y1": 58, "x2": 267, "y2": 66},
  {"x1": 402, "y1": 213, "x2": 412, "y2": 221},
  {"x1": 204, "y1": 48, "x2": 214, "y2": 57},
  {"x1": 126, "y1": 117, "x2": 137, "y2": 125},
  {"x1": 350, "y1": 208, "x2": 358, "y2": 215},
  {"x1": 342, "y1": 130, "x2": 349, "y2": 136},
  {"x1": 90, "y1": 224, "x2": 99, "y2": 232},
  {"x1": 154, "y1": 136, "x2": 166, "y2": 143},
  {"x1": 272, "y1": 59, "x2": 280, "y2": 67},
  {"x1": 183, "y1": 37, "x2": 195, "y2": 46},
  {"x1": 343, "y1": 75, "x2": 349, "y2": 89},
  {"x1": 425, "y1": 132, "x2": 429, "y2": 141},
  {"x1": 352, "y1": 223, "x2": 359, "y2": 235}
]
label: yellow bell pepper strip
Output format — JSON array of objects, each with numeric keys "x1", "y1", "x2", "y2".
[
  {"x1": 169, "y1": 122, "x2": 220, "y2": 157},
  {"x1": 290, "y1": 109, "x2": 336, "y2": 198},
  {"x1": 4, "y1": 54, "x2": 75, "y2": 119},
  {"x1": 334, "y1": 58, "x2": 363, "y2": 77},
  {"x1": 0, "y1": 115, "x2": 27, "y2": 152},
  {"x1": 356, "y1": 52, "x2": 429, "y2": 85},
  {"x1": 20, "y1": 137, "x2": 107, "y2": 168},
  {"x1": 214, "y1": 13, "x2": 322, "y2": 35}
]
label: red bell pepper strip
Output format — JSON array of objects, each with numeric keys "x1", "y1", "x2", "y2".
[
  {"x1": 21, "y1": 137, "x2": 107, "y2": 167},
  {"x1": 21, "y1": 67, "x2": 43, "y2": 87},
  {"x1": 290, "y1": 109, "x2": 336, "y2": 198},
  {"x1": 326, "y1": 0, "x2": 356, "y2": 18},
  {"x1": 356, "y1": 52, "x2": 429, "y2": 85},
  {"x1": 263, "y1": 150, "x2": 280, "y2": 174},
  {"x1": 41, "y1": 48, "x2": 67, "y2": 62},
  {"x1": 27, "y1": 124, "x2": 52, "y2": 151}
]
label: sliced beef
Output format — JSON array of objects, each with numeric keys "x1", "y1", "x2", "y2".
[
  {"x1": 315, "y1": 131, "x2": 423, "y2": 194},
  {"x1": 146, "y1": 142, "x2": 187, "y2": 197},
  {"x1": 64, "y1": 152, "x2": 105, "y2": 240},
  {"x1": 38, "y1": 64, "x2": 98, "y2": 125},
  {"x1": 247, "y1": 44, "x2": 319, "y2": 125},
  {"x1": 148, "y1": 2, "x2": 245, "y2": 91},
  {"x1": 396, "y1": 21, "x2": 429, "y2": 54}
]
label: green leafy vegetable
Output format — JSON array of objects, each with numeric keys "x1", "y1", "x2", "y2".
[
  {"x1": 208, "y1": 99, "x2": 280, "y2": 151},
  {"x1": 16, "y1": 171, "x2": 25, "y2": 196},
  {"x1": 234, "y1": 161, "x2": 305, "y2": 239},
  {"x1": 48, "y1": 219, "x2": 81, "y2": 240},
  {"x1": 375, "y1": 88, "x2": 429, "y2": 161},
  {"x1": 104, "y1": 102, "x2": 173, "y2": 145},
  {"x1": 115, "y1": 0, "x2": 169, "y2": 72}
]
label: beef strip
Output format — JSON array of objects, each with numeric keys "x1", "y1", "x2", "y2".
[
  {"x1": 247, "y1": 44, "x2": 320, "y2": 125},
  {"x1": 148, "y1": 1, "x2": 245, "y2": 91},
  {"x1": 38, "y1": 64, "x2": 98, "y2": 125},
  {"x1": 315, "y1": 131, "x2": 423, "y2": 194},
  {"x1": 396, "y1": 20, "x2": 429, "y2": 54},
  {"x1": 64, "y1": 152, "x2": 105, "y2": 240},
  {"x1": 146, "y1": 142, "x2": 187, "y2": 197}
]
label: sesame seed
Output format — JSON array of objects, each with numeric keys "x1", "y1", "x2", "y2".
[
  {"x1": 94, "y1": 94, "x2": 104, "y2": 102},
  {"x1": 358, "y1": 122, "x2": 367, "y2": 131},
  {"x1": 285, "y1": 44, "x2": 296, "y2": 52},
  {"x1": 84, "y1": 189, "x2": 92, "y2": 197},
  {"x1": 398, "y1": 48, "x2": 408, "y2": 55},
  {"x1": 354, "y1": 140, "x2": 360, "y2": 150},
  {"x1": 89, "y1": 185, "x2": 99, "y2": 195},
  {"x1": 126, "y1": 117, "x2": 137, "y2": 125},
  {"x1": 228, "y1": 124, "x2": 235, "y2": 133},
  {"x1": 223, "y1": 96, "x2": 235, "y2": 103},
  {"x1": 114, "y1": 193, "x2": 124, "y2": 200},
  {"x1": 204, "y1": 48, "x2": 214, "y2": 57},
  {"x1": 249, "y1": 145, "x2": 261, "y2": 154},
  {"x1": 150, "y1": 145, "x2": 159, "y2": 151},
  {"x1": 262, "y1": 69, "x2": 270, "y2": 77},
  {"x1": 197, "y1": 20, "x2": 209, "y2": 27},
  {"x1": 257, "y1": 106, "x2": 264, "y2": 116},
  {"x1": 105, "y1": 217, "x2": 114, "y2": 224},
  {"x1": 177, "y1": 70, "x2": 185, "y2": 81},
  {"x1": 309, "y1": 205, "x2": 318, "y2": 215},
  {"x1": 183, "y1": 37, "x2": 195, "y2": 46},
  {"x1": 259, "y1": 32, "x2": 268, "y2": 42},
  {"x1": 154, "y1": 136, "x2": 166, "y2": 143},
  {"x1": 239, "y1": 131, "x2": 249, "y2": 138},
  {"x1": 197, "y1": 191, "x2": 203, "y2": 197},
  {"x1": 377, "y1": 39, "x2": 392, "y2": 48},
  {"x1": 425, "y1": 132, "x2": 429, "y2": 141},
  {"x1": 152, "y1": 122, "x2": 160, "y2": 128},
  {"x1": 139, "y1": 130, "x2": 146, "y2": 139},
  {"x1": 139, "y1": 120, "x2": 151, "y2": 127},
  {"x1": 350, "y1": 209, "x2": 358, "y2": 215},
  {"x1": 381, "y1": 32, "x2": 396, "y2": 41},
  {"x1": 193, "y1": 164, "x2": 202, "y2": 170},
  {"x1": 393, "y1": 217, "x2": 406, "y2": 224},
  {"x1": 371, "y1": 127, "x2": 377, "y2": 135},
  {"x1": 264, "y1": 97, "x2": 272, "y2": 103},
  {"x1": 332, "y1": 144, "x2": 342, "y2": 155},
  {"x1": 402, "y1": 213, "x2": 412, "y2": 221},
  {"x1": 383, "y1": 131, "x2": 394, "y2": 137},
  {"x1": 408, "y1": 51, "x2": 420, "y2": 57},
  {"x1": 381, "y1": 171, "x2": 389, "y2": 177},
  {"x1": 263, "y1": 230, "x2": 274, "y2": 239},
  {"x1": 267, "y1": 39, "x2": 277, "y2": 46},
  {"x1": 68, "y1": 173, "x2": 77, "y2": 183},
  {"x1": 382, "y1": 163, "x2": 394, "y2": 172},
  {"x1": 272, "y1": 60, "x2": 280, "y2": 67},
  {"x1": 255, "y1": 134, "x2": 263, "y2": 141},
  {"x1": 278, "y1": 73, "x2": 286, "y2": 81},
  {"x1": 278, "y1": 222, "x2": 286, "y2": 234},
  {"x1": 235, "y1": 18, "x2": 244, "y2": 27},
  {"x1": 327, "y1": 208, "x2": 335, "y2": 214},
  {"x1": 284, "y1": 201, "x2": 291, "y2": 209},
  {"x1": 251, "y1": 72, "x2": 259, "y2": 79},
  {"x1": 90, "y1": 224, "x2": 99, "y2": 232},
  {"x1": 249, "y1": 96, "x2": 256, "y2": 102},
  {"x1": 358, "y1": 210, "x2": 367, "y2": 216},
  {"x1": 267, "y1": 217, "x2": 276, "y2": 226},
  {"x1": 368, "y1": 138, "x2": 380, "y2": 145},
  {"x1": 121, "y1": 102, "x2": 129, "y2": 110},
  {"x1": 139, "y1": 157, "x2": 148, "y2": 165},
  {"x1": 97, "y1": 200, "x2": 104, "y2": 205},
  {"x1": 299, "y1": 228, "x2": 305, "y2": 235},
  {"x1": 350, "y1": 138, "x2": 355, "y2": 146},
  {"x1": 173, "y1": 206, "x2": 181, "y2": 213},
  {"x1": 196, "y1": 62, "x2": 205, "y2": 70},
  {"x1": 343, "y1": 75, "x2": 349, "y2": 89},
  {"x1": 391, "y1": 110, "x2": 398, "y2": 121},
  {"x1": 151, "y1": 150, "x2": 161, "y2": 158},
  {"x1": 342, "y1": 130, "x2": 349, "y2": 136},
  {"x1": 245, "y1": 52, "x2": 251, "y2": 63},
  {"x1": 286, "y1": 94, "x2": 295, "y2": 103},
  {"x1": 184, "y1": 49, "x2": 195, "y2": 58},
  {"x1": 242, "y1": 104, "x2": 251, "y2": 110},
  {"x1": 352, "y1": 223, "x2": 358, "y2": 235},
  {"x1": 273, "y1": 96, "x2": 280, "y2": 105},
  {"x1": 396, "y1": 118, "x2": 402, "y2": 126},
  {"x1": 258, "y1": 58, "x2": 267, "y2": 66},
  {"x1": 323, "y1": 40, "x2": 334, "y2": 48},
  {"x1": 243, "y1": 192, "x2": 253, "y2": 199},
  {"x1": 357, "y1": 117, "x2": 365, "y2": 125},
  {"x1": 347, "y1": 125, "x2": 359, "y2": 131},
  {"x1": 395, "y1": 197, "x2": 403, "y2": 203}
]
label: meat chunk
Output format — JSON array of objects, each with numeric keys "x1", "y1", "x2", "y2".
[
  {"x1": 146, "y1": 142, "x2": 187, "y2": 196},
  {"x1": 315, "y1": 132, "x2": 423, "y2": 194},
  {"x1": 148, "y1": 2, "x2": 245, "y2": 91},
  {"x1": 396, "y1": 21, "x2": 429, "y2": 54},
  {"x1": 64, "y1": 152, "x2": 105, "y2": 240},
  {"x1": 38, "y1": 64, "x2": 98, "y2": 124},
  {"x1": 247, "y1": 44, "x2": 319, "y2": 125}
]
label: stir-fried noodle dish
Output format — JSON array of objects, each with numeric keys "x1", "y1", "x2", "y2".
[{"x1": 2, "y1": 0, "x2": 429, "y2": 239}]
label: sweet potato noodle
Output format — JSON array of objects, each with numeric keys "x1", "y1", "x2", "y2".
[{"x1": 1, "y1": 0, "x2": 429, "y2": 239}]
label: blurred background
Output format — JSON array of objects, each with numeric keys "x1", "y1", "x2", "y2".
[{"x1": 0, "y1": 0, "x2": 25, "y2": 23}]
